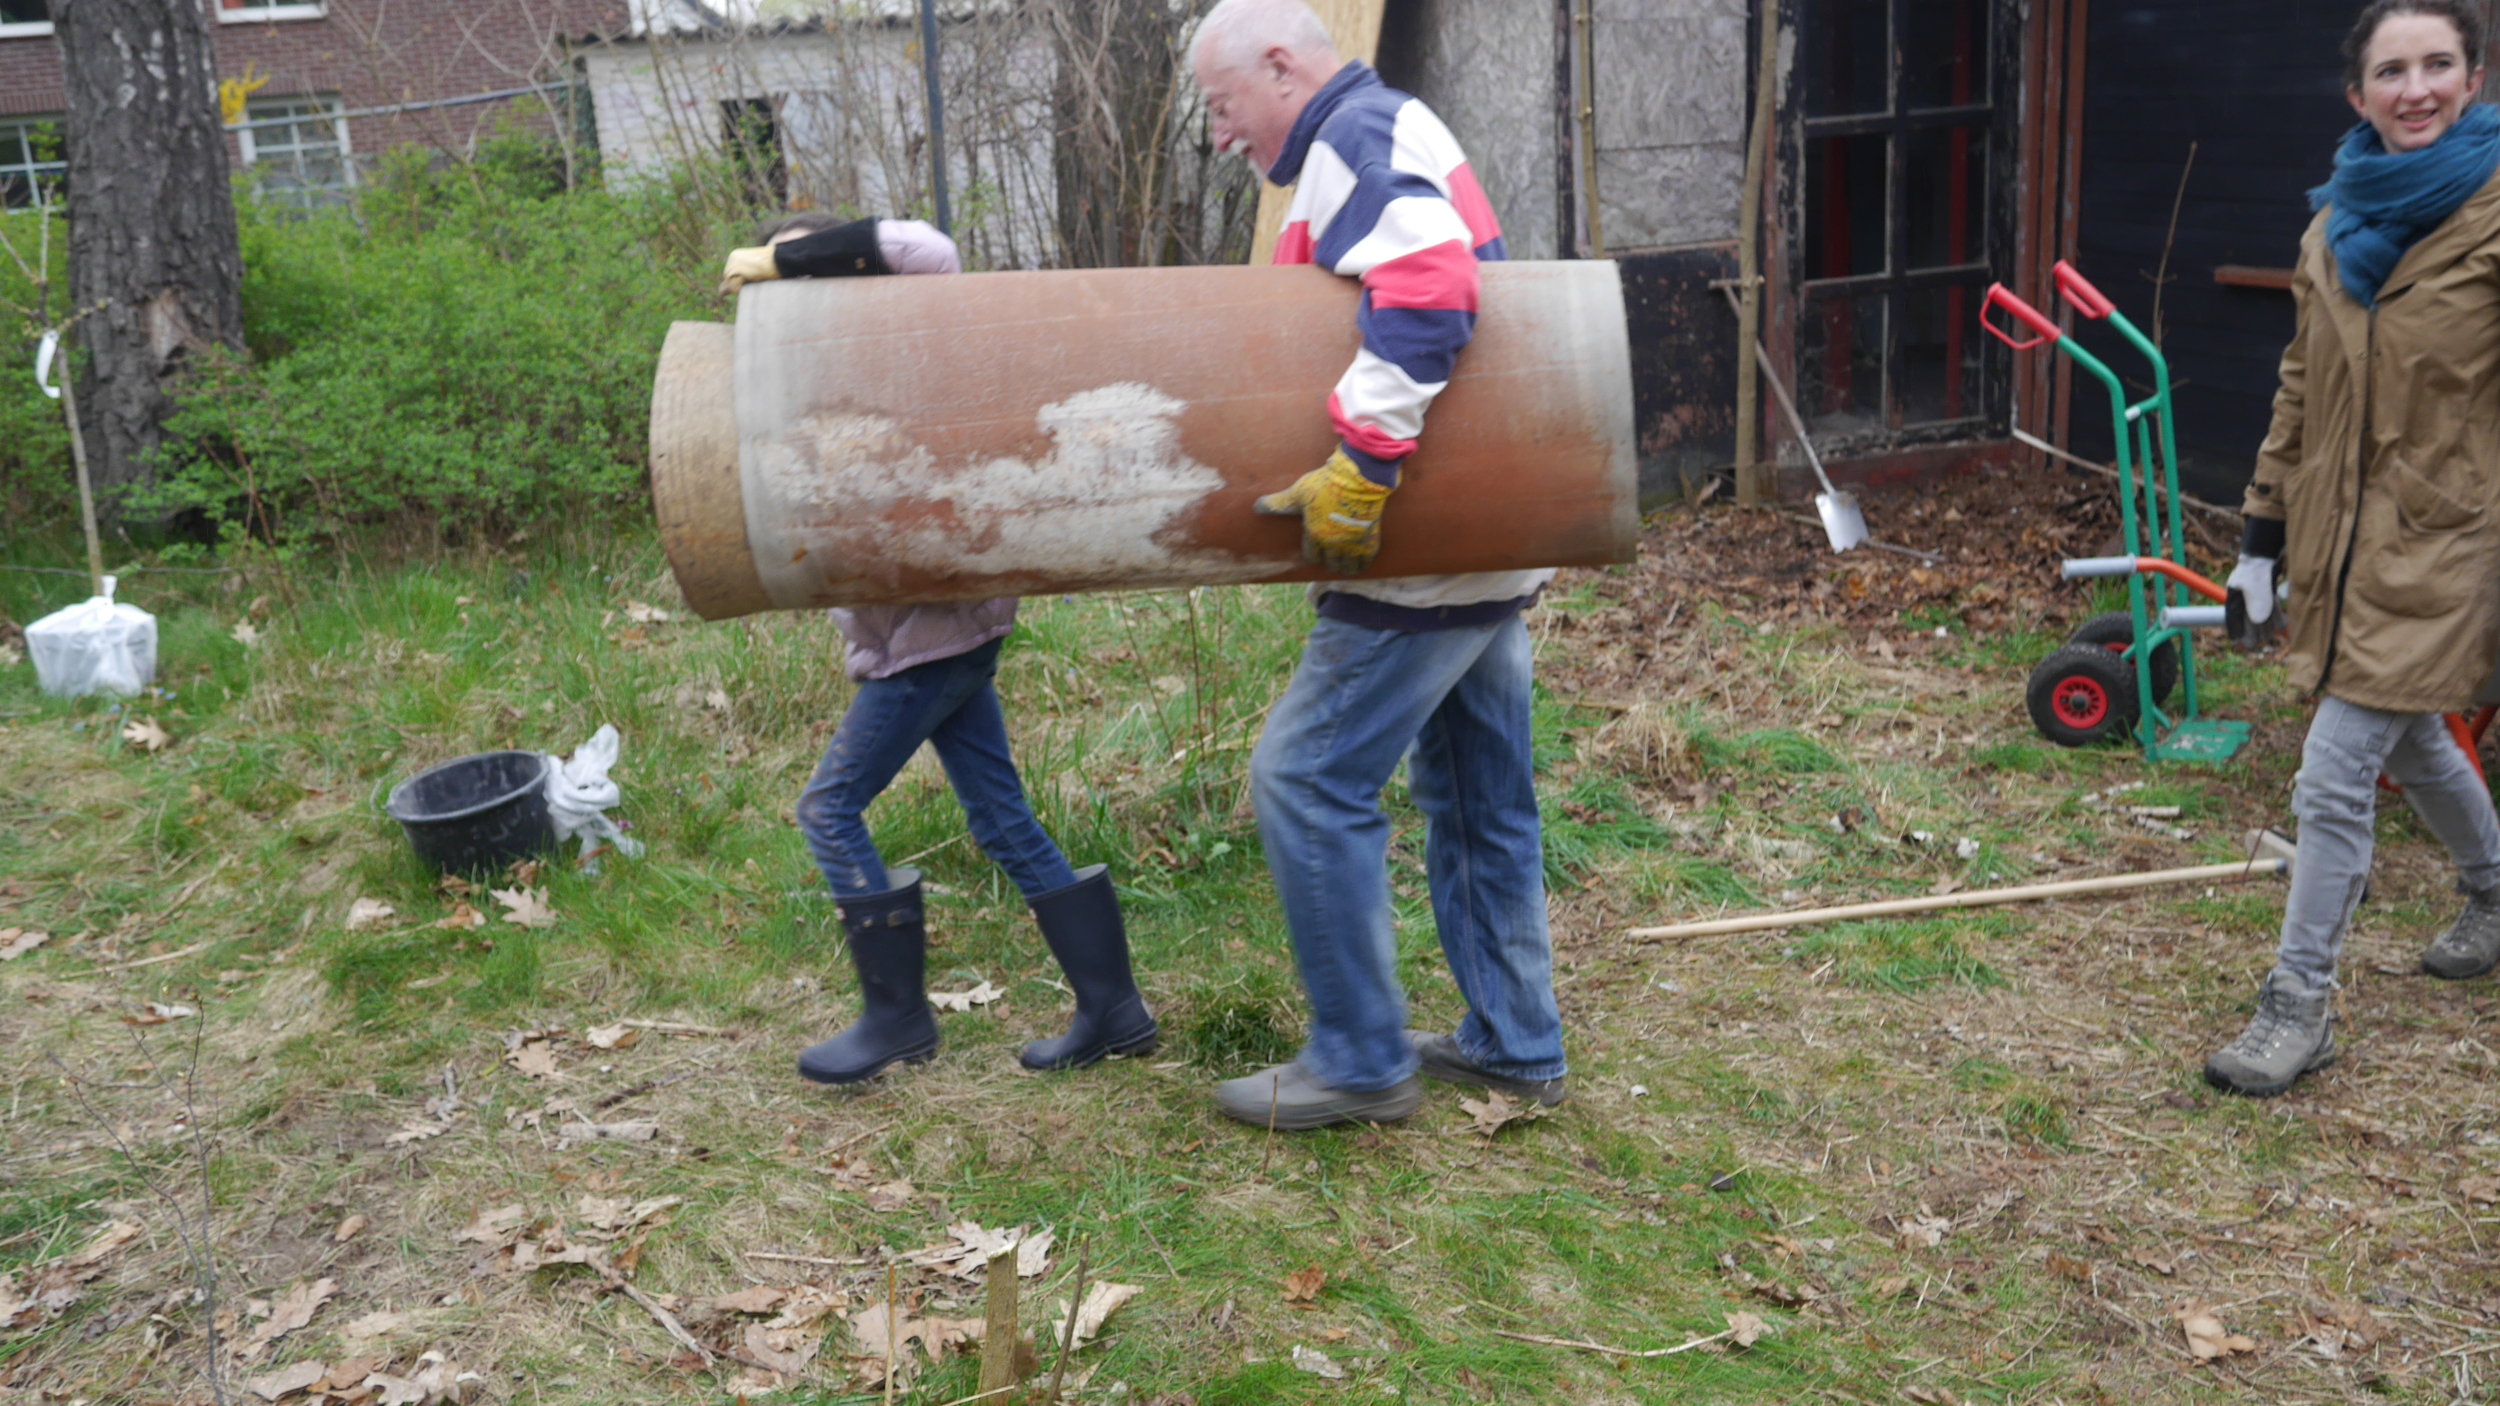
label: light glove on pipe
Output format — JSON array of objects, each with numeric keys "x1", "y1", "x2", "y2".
[
  {"x1": 2224, "y1": 555, "x2": 2283, "y2": 647},
  {"x1": 717, "y1": 246, "x2": 781, "y2": 296},
  {"x1": 1255, "y1": 449, "x2": 1394, "y2": 575}
]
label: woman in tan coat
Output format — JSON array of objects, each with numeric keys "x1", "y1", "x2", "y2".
[{"x1": 2208, "y1": 0, "x2": 2500, "y2": 1096}]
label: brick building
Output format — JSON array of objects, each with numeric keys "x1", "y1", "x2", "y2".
[{"x1": 0, "y1": 0, "x2": 627, "y2": 208}]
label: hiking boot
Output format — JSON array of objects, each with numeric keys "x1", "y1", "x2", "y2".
[
  {"x1": 798, "y1": 869, "x2": 940, "y2": 1085},
  {"x1": 1407, "y1": 1031, "x2": 1568, "y2": 1107},
  {"x1": 2202, "y1": 970, "x2": 2336, "y2": 1098},
  {"x1": 2421, "y1": 883, "x2": 2500, "y2": 980},
  {"x1": 1213, "y1": 1059, "x2": 1421, "y2": 1131},
  {"x1": 1020, "y1": 865, "x2": 1160, "y2": 1071}
]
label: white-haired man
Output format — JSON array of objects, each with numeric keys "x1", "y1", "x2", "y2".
[{"x1": 1193, "y1": 0, "x2": 1566, "y2": 1130}]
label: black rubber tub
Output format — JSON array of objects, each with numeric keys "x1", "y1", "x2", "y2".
[{"x1": 385, "y1": 751, "x2": 556, "y2": 877}]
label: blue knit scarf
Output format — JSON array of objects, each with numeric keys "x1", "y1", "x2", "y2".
[{"x1": 2311, "y1": 103, "x2": 2500, "y2": 307}]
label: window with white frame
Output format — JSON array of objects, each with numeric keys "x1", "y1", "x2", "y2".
[
  {"x1": 0, "y1": 116, "x2": 65, "y2": 212},
  {"x1": 0, "y1": 0, "x2": 50, "y2": 37},
  {"x1": 238, "y1": 96, "x2": 353, "y2": 205},
  {"x1": 217, "y1": 0, "x2": 326, "y2": 23}
]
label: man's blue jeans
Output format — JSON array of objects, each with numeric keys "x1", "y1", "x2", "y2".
[
  {"x1": 796, "y1": 638, "x2": 1078, "y2": 902},
  {"x1": 1251, "y1": 614, "x2": 1566, "y2": 1093}
]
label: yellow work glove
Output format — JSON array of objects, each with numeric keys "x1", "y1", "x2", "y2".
[
  {"x1": 1255, "y1": 449, "x2": 1394, "y2": 575},
  {"x1": 717, "y1": 246, "x2": 781, "y2": 296}
]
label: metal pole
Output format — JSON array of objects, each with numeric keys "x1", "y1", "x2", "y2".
[{"x1": 917, "y1": 0, "x2": 952, "y2": 235}]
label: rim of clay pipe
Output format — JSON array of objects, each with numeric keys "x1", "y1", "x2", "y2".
[{"x1": 649, "y1": 319, "x2": 770, "y2": 620}]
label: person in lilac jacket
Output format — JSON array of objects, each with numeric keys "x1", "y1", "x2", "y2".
[{"x1": 717, "y1": 214, "x2": 1160, "y2": 1086}]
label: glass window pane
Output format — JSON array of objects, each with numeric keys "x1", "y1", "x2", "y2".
[
  {"x1": 1799, "y1": 293, "x2": 1886, "y2": 435},
  {"x1": 1905, "y1": 123, "x2": 1987, "y2": 270},
  {"x1": 1802, "y1": 0, "x2": 1889, "y2": 118},
  {"x1": 1805, "y1": 134, "x2": 1888, "y2": 280},
  {"x1": 1898, "y1": 285, "x2": 1986, "y2": 425},
  {"x1": 1903, "y1": 0, "x2": 1988, "y2": 109},
  {"x1": 0, "y1": 0, "x2": 47, "y2": 23}
]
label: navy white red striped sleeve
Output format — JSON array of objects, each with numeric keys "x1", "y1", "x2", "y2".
[{"x1": 1273, "y1": 97, "x2": 1504, "y2": 486}]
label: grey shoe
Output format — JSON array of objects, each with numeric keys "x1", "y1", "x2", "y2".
[
  {"x1": 2203, "y1": 970, "x2": 2336, "y2": 1098},
  {"x1": 1213, "y1": 1060, "x2": 1421, "y2": 1131},
  {"x1": 1408, "y1": 1031, "x2": 1567, "y2": 1107},
  {"x1": 2422, "y1": 883, "x2": 2500, "y2": 980}
]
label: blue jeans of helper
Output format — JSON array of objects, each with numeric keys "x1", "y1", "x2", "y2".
[
  {"x1": 796, "y1": 638, "x2": 1079, "y2": 902},
  {"x1": 1251, "y1": 614, "x2": 1566, "y2": 1093}
]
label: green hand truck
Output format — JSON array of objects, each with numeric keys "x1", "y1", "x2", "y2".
[{"x1": 1980, "y1": 261, "x2": 2250, "y2": 765}]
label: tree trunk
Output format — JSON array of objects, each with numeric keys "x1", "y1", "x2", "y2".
[
  {"x1": 48, "y1": 0, "x2": 245, "y2": 519},
  {"x1": 1049, "y1": 0, "x2": 1183, "y2": 268}
]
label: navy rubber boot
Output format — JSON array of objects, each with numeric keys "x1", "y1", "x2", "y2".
[
  {"x1": 798, "y1": 869, "x2": 940, "y2": 1085},
  {"x1": 1019, "y1": 865, "x2": 1159, "y2": 1070}
]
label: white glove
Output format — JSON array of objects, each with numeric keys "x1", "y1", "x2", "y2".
[
  {"x1": 2225, "y1": 554, "x2": 2282, "y2": 648},
  {"x1": 716, "y1": 245, "x2": 780, "y2": 296},
  {"x1": 2227, "y1": 555, "x2": 2275, "y2": 625}
]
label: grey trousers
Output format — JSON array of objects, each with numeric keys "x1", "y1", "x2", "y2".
[{"x1": 2274, "y1": 696, "x2": 2500, "y2": 992}]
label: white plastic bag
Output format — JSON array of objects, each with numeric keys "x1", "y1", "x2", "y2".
[
  {"x1": 26, "y1": 576, "x2": 156, "y2": 698},
  {"x1": 543, "y1": 724, "x2": 646, "y2": 871}
]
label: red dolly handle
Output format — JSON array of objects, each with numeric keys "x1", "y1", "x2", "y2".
[
  {"x1": 2053, "y1": 260, "x2": 2117, "y2": 320},
  {"x1": 1981, "y1": 283, "x2": 2063, "y2": 352}
]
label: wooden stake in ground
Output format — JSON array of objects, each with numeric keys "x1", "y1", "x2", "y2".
[
  {"x1": 1628, "y1": 858, "x2": 2285, "y2": 941},
  {"x1": 977, "y1": 1245, "x2": 1022, "y2": 1395},
  {"x1": 1732, "y1": 8, "x2": 1781, "y2": 507},
  {"x1": 884, "y1": 1263, "x2": 898, "y2": 1405},
  {"x1": 1043, "y1": 1237, "x2": 1090, "y2": 1404}
]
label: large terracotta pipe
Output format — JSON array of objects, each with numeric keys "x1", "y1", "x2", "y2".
[{"x1": 650, "y1": 261, "x2": 1636, "y2": 618}]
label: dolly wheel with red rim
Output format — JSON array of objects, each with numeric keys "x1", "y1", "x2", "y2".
[
  {"x1": 2026, "y1": 643, "x2": 2140, "y2": 748},
  {"x1": 2067, "y1": 611, "x2": 2180, "y2": 705}
]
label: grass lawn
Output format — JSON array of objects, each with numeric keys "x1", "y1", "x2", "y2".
[{"x1": 2, "y1": 493, "x2": 2496, "y2": 1405}]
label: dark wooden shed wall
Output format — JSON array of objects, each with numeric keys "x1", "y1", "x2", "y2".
[{"x1": 2070, "y1": 1, "x2": 2359, "y2": 502}]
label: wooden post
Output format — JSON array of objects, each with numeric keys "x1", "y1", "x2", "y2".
[
  {"x1": 55, "y1": 327, "x2": 105, "y2": 597},
  {"x1": 977, "y1": 1246, "x2": 1022, "y2": 1395},
  {"x1": 1245, "y1": 0, "x2": 1386, "y2": 265},
  {"x1": 1734, "y1": 8, "x2": 1780, "y2": 507},
  {"x1": 1575, "y1": 0, "x2": 1604, "y2": 257}
]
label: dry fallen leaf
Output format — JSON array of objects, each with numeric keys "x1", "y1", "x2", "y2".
[
  {"x1": 1456, "y1": 1091, "x2": 1544, "y2": 1138},
  {"x1": 2176, "y1": 1302, "x2": 2259, "y2": 1361},
  {"x1": 1280, "y1": 1265, "x2": 1324, "y2": 1306},
  {"x1": 339, "y1": 1309, "x2": 407, "y2": 1342},
  {"x1": 433, "y1": 902, "x2": 487, "y2": 931},
  {"x1": 555, "y1": 1119, "x2": 657, "y2": 1146},
  {"x1": 0, "y1": 929, "x2": 49, "y2": 961},
  {"x1": 2128, "y1": 1246, "x2": 2177, "y2": 1276},
  {"x1": 1726, "y1": 1310, "x2": 1766, "y2": 1347},
  {"x1": 233, "y1": 1277, "x2": 339, "y2": 1363},
  {"x1": 1290, "y1": 1344, "x2": 1345, "y2": 1379},
  {"x1": 864, "y1": 1179, "x2": 919, "y2": 1214},
  {"x1": 453, "y1": 1205, "x2": 526, "y2": 1245},
  {"x1": 1897, "y1": 1214, "x2": 1951, "y2": 1249},
  {"x1": 2460, "y1": 1175, "x2": 2500, "y2": 1206},
  {"x1": 384, "y1": 1121, "x2": 451, "y2": 1147},
  {"x1": 623, "y1": 600, "x2": 675, "y2": 624},
  {"x1": 1871, "y1": 1275, "x2": 1912, "y2": 1299},
  {"x1": 900, "y1": 1222, "x2": 1055, "y2": 1278},
  {"x1": 490, "y1": 886, "x2": 558, "y2": 929},
  {"x1": 231, "y1": 621, "x2": 262, "y2": 649},
  {"x1": 244, "y1": 1358, "x2": 327, "y2": 1401},
  {"x1": 1903, "y1": 1388, "x2": 1959, "y2": 1406},
  {"x1": 927, "y1": 980, "x2": 1006, "y2": 1013},
  {"x1": 332, "y1": 1214, "x2": 367, "y2": 1244},
  {"x1": 364, "y1": 1349, "x2": 484, "y2": 1405},
  {"x1": 846, "y1": 1301, "x2": 984, "y2": 1364},
  {"x1": 506, "y1": 1041, "x2": 560, "y2": 1080},
  {"x1": 344, "y1": 899, "x2": 396, "y2": 932},
  {"x1": 709, "y1": 1286, "x2": 788, "y2": 1315},
  {"x1": 121, "y1": 716, "x2": 171, "y2": 751},
  {"x1": 584, "y1": 1023, "x2": 639, "y2": 1051},
  {"x1": 1051, "y1": 1280, "x2": 1140, "y2": 1351}
]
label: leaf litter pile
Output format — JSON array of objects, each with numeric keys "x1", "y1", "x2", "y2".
[{"x1": 1, "y1": 469, "x2": 2496, "y2": 1403}]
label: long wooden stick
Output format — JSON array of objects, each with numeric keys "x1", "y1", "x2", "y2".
[
  {"x1": 1493, "y1": 1326, "x2": 1734, "y2": 1358},
  {"x1": 1627, "y1": 858, "x2": 2284, "y2": 940},
  {"x1": 1732, "y1": 8, "x2": 1780, "y2": 507}
]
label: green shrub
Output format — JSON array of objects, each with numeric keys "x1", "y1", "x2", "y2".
[{"x1": 152, "y1": 140, "x2": 728, "y2": 541}]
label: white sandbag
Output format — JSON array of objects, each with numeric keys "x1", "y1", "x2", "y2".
[{"x1": 26, "y1": 576, "x2": 156, "y2": 698}]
